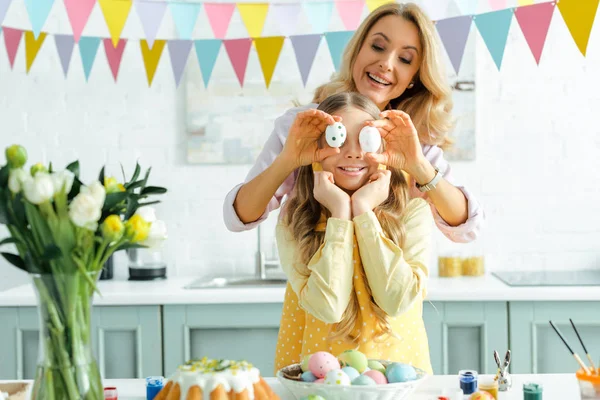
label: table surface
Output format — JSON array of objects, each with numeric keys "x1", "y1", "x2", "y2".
[{"x1": 1, "y1": 373, "x2": 587, "y2": 399}]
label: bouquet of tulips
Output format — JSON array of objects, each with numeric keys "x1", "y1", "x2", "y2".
[{"x1": 0, "y1": 144, "x2": 167, "y2": 399}]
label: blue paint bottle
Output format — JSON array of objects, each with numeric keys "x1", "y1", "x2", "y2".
[
  {"x1": 458, "y1": 370, "x2": 478, "y2": 395},
  {"x1": 145, "y1": 376, "x2": 165, "y2": 400}
]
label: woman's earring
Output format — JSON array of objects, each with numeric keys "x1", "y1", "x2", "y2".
[{"x1": 407, "y1": 82, "x2": 414, "y2": 89}]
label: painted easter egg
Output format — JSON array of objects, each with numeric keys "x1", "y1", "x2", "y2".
[
  {"x1": 341, "y1": 366, "x2": 360, "y2": 381},
  {"x1": 359, "y1": 125, "x2": 381, "y2": 153},
  {"x1": 367, "y1": 360, "x2": 386, "y2": 374},
  {"x1": 301, "y1": 371, "x2": 317, "y2": 382},
  {"x1": 338, "y1": 349, "x2": 368, "y2": 373},
  {"x1": 314, "y1": 378, "x2": 325, "y2": 384},
  {"x1": 324, "y1": 369, "x2": 351, "y2": 386},
  {"x1": 301, "y1": 354, "x2": 312, "y2": 372},
  {"x1": 363, "y1": 369, "x2": 388, "y2": 385},
  {"x1": 469, "y1": 391, "x2": 495, "y2": 400},
  {"x1": 325, "y1": 122, "x2": 346, "y2": 148},
  {"x1": 385, "y1": 362, "x2": 417, "y2": 383},
  {"x1": 351, "y1": 375, "x2": 377, "y2": 386},
  {"x1": 309, "y1": 351, "x2": 340, "y2": 378}
]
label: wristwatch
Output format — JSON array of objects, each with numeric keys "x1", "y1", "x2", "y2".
[{"x1": 415, "y1": 166, "x2": 442, "y2": 192}]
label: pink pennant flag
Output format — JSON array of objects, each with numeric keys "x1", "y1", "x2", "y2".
[
  {"x1": 64, "y1": 0, "x2": 96, "y2": 43},
  {"x1": 204, "y1": 3, "x2": 236, "y2": 39},
  {"x1": 224, "y1": 38, "x2": 252, "y2": 86},
  {"x1": 514, "y1": 2, "x2": 555, "y2": 64},
  {"x1": 335, "y1": 0, "x2": 365, "y2": 30},
  {"x1": 488, "y1": 0, "x2": 507, "y2": 11},
  {"x1": 3, "y1": 27, "x2": 23, "y2": 69},
  {"x1": 103, "y1": 38, "x2": 126, "y2": 81}
]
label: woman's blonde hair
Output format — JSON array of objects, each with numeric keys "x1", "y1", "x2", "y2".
[
  {"x1": 313, "y1": 2, "x2": 455, "y2": 149},
  {"x1": 282, "y1": 92, "x2": 410, "y2": 344}
]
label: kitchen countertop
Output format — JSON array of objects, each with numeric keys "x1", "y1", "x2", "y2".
[
  {"x1": 0, "y1": 373, "x2": 585, "y2": 399},
  {"x1": 1, "y1": 274, "x2": 600, "y2": 306}
]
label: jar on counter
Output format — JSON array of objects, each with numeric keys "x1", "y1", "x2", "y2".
[{"x1": 461, "y1": 233, "x2": 485, "y2": 277}]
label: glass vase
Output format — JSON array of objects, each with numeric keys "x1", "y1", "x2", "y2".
[{"x1": 30, "y1": 272, "x2": 103, "y2": 400}]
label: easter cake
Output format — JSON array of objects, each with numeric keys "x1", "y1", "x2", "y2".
[{"x1": 154, "y1": 358, "x2": 280, "y2": 400}]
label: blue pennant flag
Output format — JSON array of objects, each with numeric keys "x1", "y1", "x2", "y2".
[
  {"x1": 325, "y1": 31, "x2": 353, "y2": 71},
  {"x1": 79, "y1": 36, "x2": 101, "y2": 81},
  {"x1": 24, "y1": 0, "x2": 55, "y2": 38},
  {"x1": 169, "y1": 2, "x2": 201, "y2": 40},
  {"x1": 474, "y1": 9, "x2": 514, "y2": 70},
  {"x1": 194, "y1": 39, "x2": 222, "y2": 87},
  {"x1": 304, "y1": 2, "x2": 334, "y2": 34}
]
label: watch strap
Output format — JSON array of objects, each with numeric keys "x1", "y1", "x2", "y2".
[{"x1": 416, "y1": 167, "x2": 442, "y2": 192}]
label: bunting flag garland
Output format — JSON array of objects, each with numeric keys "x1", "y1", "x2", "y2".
[
  {"x1": 194, "y1": 38, "x2": 221, "y2": 87},
  {"x1": 517, "y1": 0, "x2": 534, "y2": 5},
  {"x1": 98, "y1": 0, "x2": 132, "y2": 48},
  {"x1": 169, "y1": 2, "x2": 201, "y2": 40},
  {"x1": 0, "y1": 0, "x2": 11, "y2": 26},
  {"x1": 304, "y1": 2, "x2": 334, "y2": 33},
  {"x1": 104, "y1": 38, "x2": 126, "y2": 81},
  {"x1": 203, "y1": 3, "x2": 235, "y2": 39},
  {"x1": 79, "y1": 36, "x2": 100, "y2": 81},
  {"x1": 474, "y1": 9, "x2": 514, "y2": 70},
  {"x1": 557, "y1": 0, "x2": 599, "y2": 56},
  {"x1": 271, "y1": 3, "x2": 301, "y2": 37},
  {"x1": 290, "y1": 34, "x2": 322, "y2": 86},
  {"x1": 24, "y1": 30, "x2": 46, "y2": 72},
  {"x1": 54, "y1": 34, "x2": 74, "y2": 76},
  {"x1": 365, "y1": 0, "x2": 394, "y2": 12},
  {"x1": 168, "y1": 39, "x2": 193, "y2": 86},
  {"x1": 514, "y1": 2, "x2": 555, "y2": 64},
  {"x1": 64, "y1": 0, "x2": 96, "y2": 43},
  {"x1": 325, "y1": 31, "x2": 353, "y2": 71},
  {"x1": 254, "y1": 36, "x2": 285, "y2": 88},
  {"x1": 223, "y1": 37, "x2": 252, "y2": 86},
  {"x1": 24, "y1": 0, "x2": 54, "y2": 39},
  {"x1": 140, "y1": 39, "x2": 166, "y2": 86},
  {"x1": 435, "y1": 15, "x2": 473, "y2": 75},
  {"x1": 336, "y1": 0, "x2": 365, "y2": 30},
  {"x1": 135, "y1": 0, "x2": 167, "y2": 49},
  {"x1": 237, "y1": 3, "x2": 269, "y2": 38},
  {"x1": 3, "y1": 27, "x2": 22, "y2": 69},
  {"x1": 488, "y1": 0, "x2": 507, "y2": 11},
  {"x1": 454, "y1": 0, "x2": 478, "y2": 16}
]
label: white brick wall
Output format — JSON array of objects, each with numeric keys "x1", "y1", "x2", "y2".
[{"x1": 1, "y1": 2, "x2": 599, "y2": 289}]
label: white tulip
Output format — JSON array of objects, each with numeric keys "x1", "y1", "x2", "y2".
[
  {"x1": 22, "y1": 172, "x2": 55, "y2": 204},
  {"x1": 8, "y1": 168, "x2": 30, "y2": 194},
  {"x1": 142, "y1": 219, "x2": 168, "y2": 249},
  {"x1": 69, "y1": 192, "x2": 102, "y2": 231},
  {"x1": 51, "y1": 170, "x2": 75, "y2": 195},
  {"x1": 80, "y1": 180, "x2": 106, "y2": 207},
  {"x1": 135, "y1": 206, "x2": 157, "y2": 224}
]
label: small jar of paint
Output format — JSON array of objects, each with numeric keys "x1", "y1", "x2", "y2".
[
  {"x1": 523, "y1": 382, "x2": 543, "y2": 400},
  {"x1": 145, "y1": 376, "x2": 165, "y2": 400},
  {"x1": 459, "y1": 370, "x2": 478, "y2": 395},
  {"x1": 104, "y1": 387, "x2": 118, "y2": 400},
  {"x1": 479, "y1": 378, "x2": 499, "y2": 399}
]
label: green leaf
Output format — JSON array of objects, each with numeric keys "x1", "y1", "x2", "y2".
[
  {"x1": 124, "y1": 179, "x2": 144, "y2": 190},
  {"x1": 0, "y1": 237, "x2": 19, "y2": 247},
  {"x1": 141, "y1": 167, "x2": 152, "y2": 190},
  {"x1": 98, "y1": 166, "x2": 105, "y2": 186},
  {"x1": 68, "y1": 177, "x2": 83, "y2": 201},
  {"x1": 131, "y1": 162, "x2": 141, "y2": 183},
  {"x1": 48, "y1": 162, "x2": 53, "y2": 173},
  {"x1": 66, "y1": 160, "x2": 80, "y2": 177},
  {"x1": 137, "y1": 200, "x2": 161, "y2": 207},
  {"x1": 141, "y1": 186, "x2": 167, "y2": 196},
  {"x1": 1, "y1": 252, "x2": 28, "y2": 272},
  {"x1": 104, "y1": 192, "x2": 128, "y2": 210},
  {"x1": 0, "y1": 188, "x2": 8, "y2": 225},
  {"x1": 41, "y1": 244, "x2": 62, "y2": 261},
  {"x1": 12, "y1": 193, "x2": 26, "y2": 227},
  {"x1": 125, "y1": 197, "x2": 139, "y2": 220},
  {"x1": 0, "y1": 165, "x2": 9, "y2": 187}
]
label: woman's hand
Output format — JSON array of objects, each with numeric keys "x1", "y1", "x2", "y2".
[
  {"x1": 351, "y1": 170, "x2": 392, "y2": 217},
  {"x1": 363, "y1": 110, "x2": 425, "y2": 176},
  {"x1": 280, "y1": 109, "x2": 343, "y2": 170},
  {"x1": 313, "y1": 171, "x2": 351, "y2": 220}
]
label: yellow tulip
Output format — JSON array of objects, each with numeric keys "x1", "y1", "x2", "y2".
[
  {"x1": 104, "y1": 176, "x2": 125, "y2": 194},
  {"x1": 5, "y1": 144, "x2": 27, "y2": 168},
  {"x1": 30, "y1": 162, "x2": 47, "y2": 177},
  {"x1": 101, "y1": 215, "x2": 124, "y2": 242},
  {"x1": 125, "y1": 214, "x2": 150, "y2": 243}
]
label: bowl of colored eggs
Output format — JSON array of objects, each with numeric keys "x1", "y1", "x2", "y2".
[{"x1": 276, "y1": 350, "x2": 428, "y2": 400}]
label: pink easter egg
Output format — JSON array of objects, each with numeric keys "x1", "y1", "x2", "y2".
[
  {"x1": 363, "y1": 370, "x2": 388, "y2": 384},
  {"x1": 308, "y1": 351, "x2": 341, "y2": 378},
  {"x1": 314, "y1": 378, "x2": 325, "y2": 384}
]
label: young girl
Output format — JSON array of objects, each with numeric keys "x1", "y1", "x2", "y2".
[{"x1": 274, "y1": 92, "x2": 434, "y2": 375}]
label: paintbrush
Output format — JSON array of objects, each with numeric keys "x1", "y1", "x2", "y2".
[
  {"x1": 549, "y1": 320, "x2": 592, "y2": 375},
  {"x1": 569, "y1": 318, "x2": 598, "y2": 374}
]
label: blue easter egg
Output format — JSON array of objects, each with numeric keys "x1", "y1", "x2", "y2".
[
  {"x1": 385, "y1": 363, "x2": 417, "y2": 383},
  {"x1": 341, "y1": 366, "x2": 360, "y2": 381},
  {"x1": 351, "y1": 375, "x2": 377, "y2": 386},
  {"x1": 301, "y1": 371, "x2": 318, "y2": 382}
]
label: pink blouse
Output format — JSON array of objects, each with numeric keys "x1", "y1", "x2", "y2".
[{"x1": 223, "y1": 103, "x2": 484, "y2": 243}]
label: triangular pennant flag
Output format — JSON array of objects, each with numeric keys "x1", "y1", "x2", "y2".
[
  {"x1": 325, "y1": 31, "x2": 353, "y2": 71},
  {"x1": 435, "y1": 15, "x2": 472, "y2": 74},
  {"x1": 558, "y1": 0, "x2": 599, "y2": 56},
  {"x1": 194, "y1": 39, "x2": 221, "y2": 87},
  {"x1": 54, "y1": 34, "x2": 75, "y2": 76},
  {"x1": 140, "y1": 39, "x2": 166, "y2": 86},
  {"x1": 79, "y1": 36, "x2": 101, "y2": 81},
  {"x1": 365, "y1": 0, "x2": 394, "y2": 12},
  {"x1": 237, "y1": 3, "x2": 269, "y2": 38},
  {"x1": 64, "y1": 0, "x2": 96, "y2": 43},
  {"x1": 168, "y1": 2, "x2": 201, "y2": 40},
  {"x1": 24, "y1": 30, "x2": 46, "y2": 73},
  {"x1": 168, "y1": 39, "x2": 192, "y2": 87},
  {"x1": 98, "y1": 0, "x2": 132, "y2": 48},
  {"x1": 422, "y1": 0, "x2": 452, "y2": 22},
  {"x1": 0, "y1": 0, "x2": 12, "y2": 26},
  {"x1": 517, "y1": 0, "x2": 533, "y2": 5},
  {"x1": 474, "y1": 9, "x2": 513, "y2": 70},
  {"x1": 271, "y1": 3, "x2": 301, "y2": 37},
  {"x1": 24, "y1": 0, "x2": 54, "y2": 39},
  {"x1": 303, "y1": 2, "x2": 334, "y2": 33},
  {"x1": 3, "y1": 27, "x2": 22, "y2": 69},
  {"x1": 514, "y1": 2, "x2": 555, "y2": 64},
  {"x1": 454, "y1": 0, "x2": 479, "y2": 16},
  {"x1": 223, "y1": 38, "x2": 252, "y2": 86},
  {"x1": 103, "y1": 38, "x2": 126, "y2": 81},
  {"x1": 335, "y1": 0, "x2": 365, "y2": 30},
  {"x1": 135, "y1": 0, "x2": 167, "y2": 49},
  {"x1": 488, "y1": 0, "x2": 507, "y2": 11},
  {"x1": 290, "y1": 34, "x2": 322, "y2": 86},
  {"x1": 204, "y1": 3, "x2": 235, "y2": 39},
  {"x1": 254, "y1": 36, "x2": 285, "y2": 88}
]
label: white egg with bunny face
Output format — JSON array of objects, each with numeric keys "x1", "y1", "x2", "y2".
[
  {"x1": 325, "y1": 122, "x2": 346, "y2": 148},
  {"x1": 359, "y1": 126, "x2": 381, "y2": 153}
]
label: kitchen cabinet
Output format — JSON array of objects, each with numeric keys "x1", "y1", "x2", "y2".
[
  {"x1": 0, "y1": 306, "x2": 162, "y2": 380},
  {"x1": 509, "y1": 301, "x2": 600, "y2": 374}
]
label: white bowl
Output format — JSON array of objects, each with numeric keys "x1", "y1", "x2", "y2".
[{"x1": 276, "y1": 360, "x2": 428, "y2": 400}]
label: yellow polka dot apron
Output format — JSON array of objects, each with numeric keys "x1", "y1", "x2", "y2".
[{"x1": 273, "y1": 215, "x2": 433, "y2": 375}]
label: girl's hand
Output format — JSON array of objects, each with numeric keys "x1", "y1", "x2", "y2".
[
  {"x1": 363, "y1": 110, "x2": 424, "y2": 175},
  {"x1": 280, "y1": 109, "x2": 343, "y2": 170},
  {"x1": 351, "y1": 170, "x2": 392, "y2": 217},
  {"x1": 313, "y1": 171, "x2": 351, "y2": 220}
]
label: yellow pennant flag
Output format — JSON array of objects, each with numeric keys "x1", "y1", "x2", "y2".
[
  {"x1": 25, "y1": 31, "x2": 47, "y2": 73},
  {"x1": 517, "y1": 0, "x2": 534, "y2": 4},
  {"x1": 237, "y1": 3, "x2": 269, "y2": 38},
  {"x1": 140, "y1": 39, "x2": 166, "y2": 87},
  {"x1": 365, "y1": 0, "x2": 395, "y2": 12},
  {"x1": 99, "y1": 0, "x2": 133, "y2": 48},
  {"x1": 558, "y1": 0, "x2": 599, "y2": 56},
  {"x1": 254, "y1": 36, "x2": 285, "y2": 88}
]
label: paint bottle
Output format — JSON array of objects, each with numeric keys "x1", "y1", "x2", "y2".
[
  {"x1": 459, "y1": 370, "x2": 478, "y2": 395},
  {"x1": 523, "y1": 382, "x2": 543, "y2": 400},
  {"x1": 104, "y1": 387, "x2": 118, "y2": 400},
  {"x1": 145, "y1": 376, "x2": 165, "y2": 400}
]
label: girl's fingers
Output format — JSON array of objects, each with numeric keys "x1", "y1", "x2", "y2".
[
  {"x1": 365, "y1": 152, "x2": 388, "y2": 165},
  {"x1": 315, "y1": 147, "x2": 340, "y2": 161}
]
